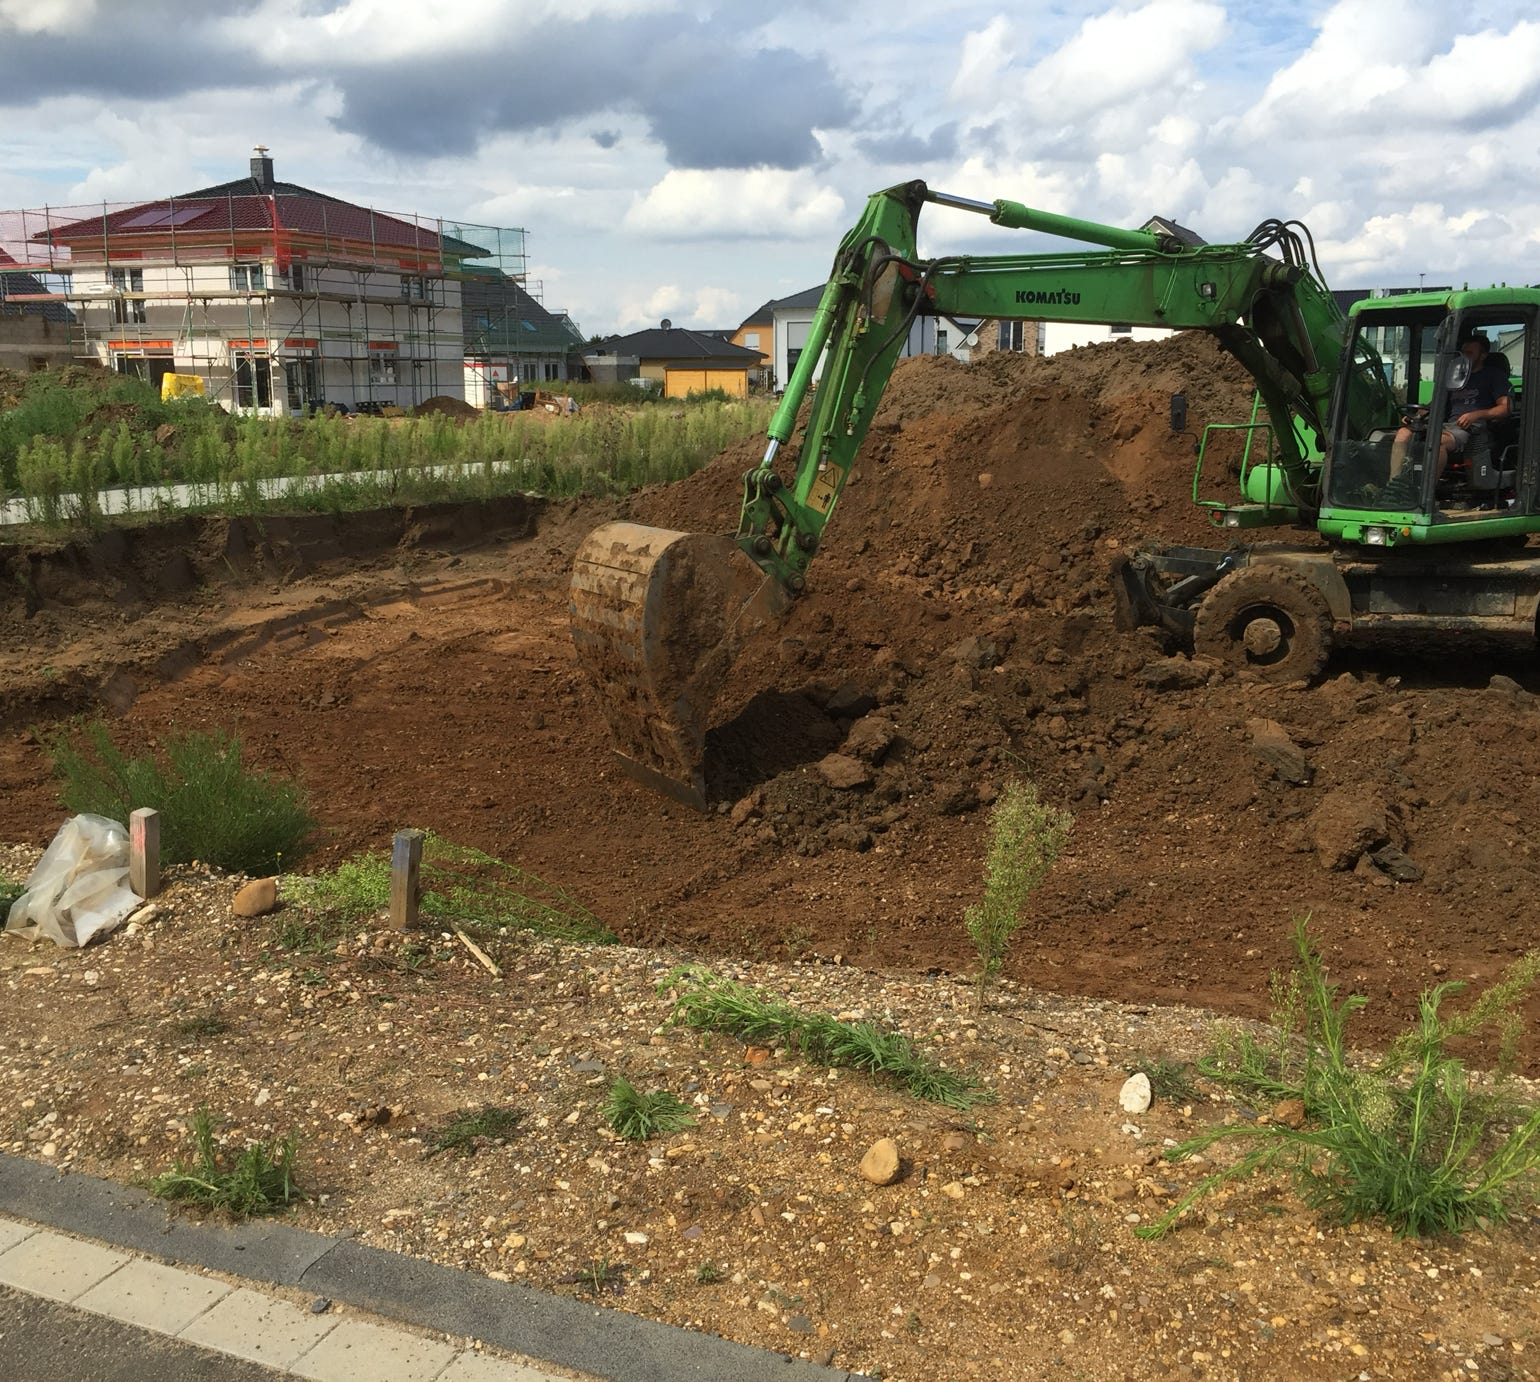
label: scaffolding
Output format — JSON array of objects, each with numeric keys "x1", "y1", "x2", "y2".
[{"x1": 0, "y1": 195, "x2": 585, "y2": 411}]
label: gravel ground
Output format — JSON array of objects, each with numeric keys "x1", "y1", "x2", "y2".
[{"x1": 1, "y1": 843, "x2": 1537, "y2": 1381}]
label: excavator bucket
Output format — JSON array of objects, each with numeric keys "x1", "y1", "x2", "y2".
[{"x1": 570, "y1": 522, "x2": 788, "y2": 810}]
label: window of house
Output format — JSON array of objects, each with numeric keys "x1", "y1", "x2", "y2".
[
  {"x1": 400, "y1": 275, "x2": 429, "y2": 302},
  {"x1": 279, "y1": 263, "x2": 305, "y2": 292},
  {"x1": 369, "y1": 349, "x2": 397, "y2": 386},
  {"x1": 110, "y1": 268, "x2": 145, "y2": 324},
  {"x1": 1110, "y1": 323, "x2": 1132, "y2": 336},
  {"x1": 544, "y1": 361, "x2": 559, "y2": 381},
  {"x1": 233, "y1": 353, "x2": 273, "y2": 409},
  {"x1": 936, "y1": 329, "x2": 949, "y2": 356},
  {"x1": 998, "y1": 319, "x2": 1025, "y2": 352},
  {"x1": 745, "y1": 331, "x2": 760, "y2": 349},
  {"x1": 230, "y1": 264, "x2": 265, "y2": 291}
]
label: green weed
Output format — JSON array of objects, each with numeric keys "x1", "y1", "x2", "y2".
[
  {"x1": 1130, "y1": 1057, "x2": 1198, "y2": 1104},
  {"x1": 605, "y1": 1077, "x2": 696, "y2": 1142},
  {"x1": 1139, "y1": 921, "x2": 1540, "y2": 1240},
  {"x1": 660, "y1": 966, "x2": 995, "y2": 1111},
  {"x1": 964, "y1": 779, "x2": 1072, "y2": 1011},
  {"x1": 173, "y1": 1013, "x2": 228, "y2": 1040},
  {"x1": 422, "y1": 1106, "x2": 523, "y2": 1159},
  {"x1": 286, "y1": 831, "x2": 613, "y2": 943},
  {"x1": 148, "y1": 1108, "x2": 299, "y2": 1219},
  {"x1": 695, "y1": 1261, "x2": 725, "y2": 1285},
  {"x1": 49, "y1": 721, "x2": 315, "y2": 874}
]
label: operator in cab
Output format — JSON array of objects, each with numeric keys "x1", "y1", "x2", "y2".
[{"x1": 1385, "y1": 330, "x2": 1512, "y2": 500}]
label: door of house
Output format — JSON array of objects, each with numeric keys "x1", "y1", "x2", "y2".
[{"x1": 285, "y1": 358, "x2": 319, "y2": 413}]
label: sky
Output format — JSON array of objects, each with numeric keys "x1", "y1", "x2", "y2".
[{"x1": 2, "y1": 0, "x2": 1539, "y2": 336}]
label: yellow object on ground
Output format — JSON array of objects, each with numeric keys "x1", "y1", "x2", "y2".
[{"x1": 159, "y1": 374, "x2": 206, "y2": 401}]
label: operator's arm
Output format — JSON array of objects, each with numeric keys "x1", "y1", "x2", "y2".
[{"x1": 1455, "y1": 371, "x2": 1513, "y2": 430}]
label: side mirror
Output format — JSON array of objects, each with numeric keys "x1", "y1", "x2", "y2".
[
  {"x1": 1446, "y1": 356, "x2": 1470, "y2": 389},
  {"x1": 1169, "y1": 392, "x2": 1188, "y2": 433}
]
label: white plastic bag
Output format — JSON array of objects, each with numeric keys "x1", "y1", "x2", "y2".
[{"x1": 4, "y1": 814, "x2": 141, "y2": 948}]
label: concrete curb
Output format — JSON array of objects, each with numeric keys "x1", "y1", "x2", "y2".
[{"x1": 0, "y1": 1153, "x2": 857, "y2": 1382}]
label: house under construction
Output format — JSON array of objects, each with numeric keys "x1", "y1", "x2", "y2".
[{"x1": 0, "y1": 148, "x2": 584, "y2": 412}]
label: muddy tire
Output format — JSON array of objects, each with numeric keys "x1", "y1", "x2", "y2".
[{"x1": 1192, "y1": 567, "x2": 1332, "y2": 683}]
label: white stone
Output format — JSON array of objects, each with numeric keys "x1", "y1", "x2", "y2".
[{"x1": 1119, "y1": 1072, "x2": 1153, "y2": 1114}]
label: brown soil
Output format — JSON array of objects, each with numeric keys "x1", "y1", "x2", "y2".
[
  {"x1": 2, "y1": 333, "x2": 1539, "y2": 1069},
  {"x1": 413, "y1": 394, "x2": 481, "y2": 418}
]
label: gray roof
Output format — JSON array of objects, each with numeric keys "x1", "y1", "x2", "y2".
[
  {"x1": 768, "y1": 285, "x2": 826, "y2": 313},
  {"x1": 589, "y1": 327, "x2": 765, "y2": 362}
]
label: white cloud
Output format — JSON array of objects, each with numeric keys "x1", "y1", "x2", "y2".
[
  {"x1": 0, "y1": 0, "x2": 95, "y2": 34},
  {"x1": 612, "y1": 281, "x2": 748, "y2": 333},
  {"x1": 624, "y1": 169, "x2": 846, "y2": 240}
]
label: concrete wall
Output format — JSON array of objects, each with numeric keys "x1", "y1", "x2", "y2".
[
  {"x1": 1042, "y1": 322, "x2": 1172, "y2": 355},
  {"x1": 0, "y1": 313, "x2": 79, "y2": 372},
  {"x1": 772, "y1": 309, "x2": 934, "y2": 389}
]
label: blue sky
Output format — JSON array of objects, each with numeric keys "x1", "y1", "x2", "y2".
[{"x1": 2, "y1": 1, "x2": 1538, "y2": 334}]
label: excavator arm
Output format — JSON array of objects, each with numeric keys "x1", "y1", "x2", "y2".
[{"x1": 571, "y1": 179, "x2": 1379, "y2": 806}]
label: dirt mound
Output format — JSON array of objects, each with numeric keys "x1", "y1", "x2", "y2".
[
  {"x1": 3, "y1": 333, "x2": 1538, "y2": 1061},
  {"x1": 412, "y1": 394, "x2": 480, "y2": 418}
]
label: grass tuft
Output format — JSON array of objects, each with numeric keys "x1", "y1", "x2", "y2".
[
  {"x1": 422, "y1": 1106, "x2": 522, "y2": 1159},
  {"x1": 49, "y1": 721, "x2": 315, "y2": 874},
  {"x1": 286, "y1": 831, "x2": 613, "y2": 943},
  {"x1": 148, "y1": 1107, "x2": 299, "y2": 1219},
  {"x1": 660, "y1": 966, "x2": 995, "y2": 1111},
  {"x1": 1138, "y1": 920, "x2": 1540, "y2": 1241},
  {"x1": 604, "y1": 1077, "x2": 696, "y2": 1142}
]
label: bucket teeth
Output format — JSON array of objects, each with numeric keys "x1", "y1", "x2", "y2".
[{"x1": 570, "y1": 522, "x2": 786, "y2": 810}]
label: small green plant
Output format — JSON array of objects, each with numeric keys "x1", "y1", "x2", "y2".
[
  {"x1": 286, "y1": 831, "x2": 613, "y2": 943},
  {"x1": 148, "y1": 1108, "x2": 300, "y2": 1219},
  {"x1": 423, "y1": 1105, "x2": 523, "y2": 1159},
  {"x1": 963, "y1": 779, "x2": 1072, "y2": 1011},
  {"x1": 173, "y1": 1013, "x2": 228, "y2": 1040},
  {"x1": 1132, "y1": 1057, "x2": 1198, "y2": 1104},
  {"x1": 563, "y1": 1258, "x2": 625, "y2": 1296},
  {"x1": 605, "y1": 1076, "x2": 696, "y2": 1142},
  {"x1": 1139, "y1": 922, "x2": 1540, "y2": 1241},
  {"x1": 50, "y1": 721, "x2": 315, "y2": 874},
  {"x1": 272, "y1": 912, "x2": 349, "y2": 957},
  {"x1": 695, "y1": 1261, "x2": 725, "y2": 1285},
  {"x1": 661, "y1": 966, "x2": 995, "y2": 1111},
  {"x1": 0, "y1": 875, "x2": 23, "y2": 916}
]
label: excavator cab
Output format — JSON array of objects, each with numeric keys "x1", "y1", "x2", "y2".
[{"x1": 1318, "y1": 298, "x2": 1537, "y2": 540}]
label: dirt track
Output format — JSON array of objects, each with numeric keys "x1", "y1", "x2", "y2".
[{"x1": 4, "y1": 334, "x2": 1539, "y2": 1060}]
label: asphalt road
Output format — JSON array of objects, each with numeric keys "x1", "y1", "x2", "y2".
[{"x1": 0, "y1": 1287, "x2": 282, "y2": 1382}]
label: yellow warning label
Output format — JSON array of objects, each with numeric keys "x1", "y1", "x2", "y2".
[{"x1": 807, "y1": 467, "x2": 839, "y2": 514}]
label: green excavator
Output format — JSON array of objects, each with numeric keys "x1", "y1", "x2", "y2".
[{"x1": 570, "y1": 179, "x2": 1540, "y2": 808}]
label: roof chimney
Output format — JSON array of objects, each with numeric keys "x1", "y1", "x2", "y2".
[{"x1": 250, "y1": 145, "x2": 274, "y2": 192}]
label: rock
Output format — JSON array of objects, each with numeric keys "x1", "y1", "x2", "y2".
[
  {"x1": 501, "y1": 1232, "x2": 527, "y2": 1253},
  {"x1": 977, "y1": 472, "x2": 994, "y2": 489},
  {"x1": 1135, "y1": 657, "x2": 1207, "y2": 692},
  {"x1": 826, "y1": 824, "x2": 874, "y2": 853},
  {"x1": 1308, "y1": 788, "x2": 1390, "y2": 871},
  {"x1": 1247, "y1": 718, "x2": 1312, "y2": 785},
  {"x1": 859, "y1": 1138, "x2": 901, "y2": 1186},
  {"x1": 309, "y1": 1298, "x2": 332, "y2": 1315},
  {"x1": 154, "y1": 422, "x2": 178, "y2": 448},
  {"x1": 729, "y1": 792, "x2": 763, "y2": 826},
  {"x1": 1118, "y1": 1072, "x2": 1153, "y2": 1114},
  {"x1": 946, "y1": 635, "x2": 1000, "y2": 670},
  {"x1": 817, "y1": 753, "x2": 872, "y2": 790},
  {"x1": 787, "y1": 1315, "x2": 814, "y2": 1334},
  {"x1": 936, "y1": 780, "x2": 981, "y2": 816},
  {"x1": 1488, "y1": 674, "x2": 1524, "y2": 695},
  {"x1": 1371, "y1": 843, "x2": 1423, "y2": 883},
  {"x1": 1272, "y1": 1098, "x2": 1307, "y2": 1130},
  {"x1": 1354, "y1": 854, "x2": 1392, "y2": 887},
  {"x1": 232, "y1": 878, "x2": 279, "y2": 917},
  {"x1": 940, "y1": 1180, "x2": 966, "y2": 1200},
  {"x1": 941, "y1": 1132, "x2": 969, "y2": 1153},
  {"x1": 844, "y1": 715, "x2": 897, "y2": 765},
  {"x1": 824, "y1": 683, "x2": 878, "y2": 720}
]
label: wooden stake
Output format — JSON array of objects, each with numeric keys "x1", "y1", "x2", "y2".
[
  {"x1": 129, "y1": 808, "x2": 160, "y2": 899},
  {"x1": 452, "y1": 925, "x2": 502, "y2": 980},
  {"x1": 388, "y1": 829, "x2": 424, "y2": 931}
]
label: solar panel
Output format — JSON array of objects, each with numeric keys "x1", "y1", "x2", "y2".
[{"x1": 122, "y1": 205, "x2": 208, "y2": 229}]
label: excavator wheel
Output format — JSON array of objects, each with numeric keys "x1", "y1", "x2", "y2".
[
  {"x1": 1192, "y1": 567, "x2": 1332, "y2": 684},
  {"x1": 569, "y1": 522, "x2": 788, "y2": 810}
]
